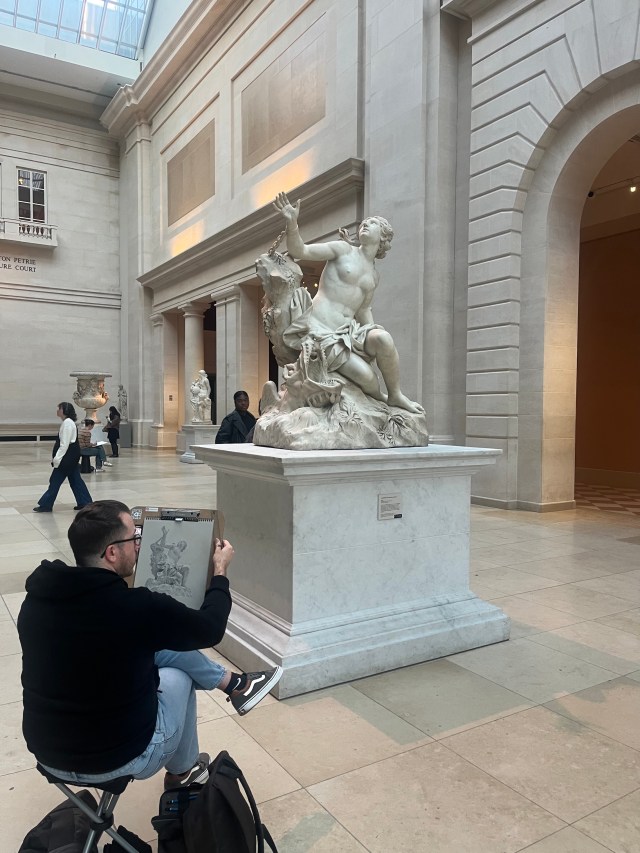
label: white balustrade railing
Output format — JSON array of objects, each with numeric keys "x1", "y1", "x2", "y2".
[{"x1": 0, "y1": 218, "x2": 58, "y2": 246}]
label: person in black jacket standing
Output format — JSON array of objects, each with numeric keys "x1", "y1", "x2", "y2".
[
  {"x1": 19, "y1": 500, "x2": 281, "y2": 789},
  {"x1": 215, "y1": 391, "x2": 256, "y2": 444},
  {"x1": 33, "y1": 402, "x2": 92, "y2": 513}
]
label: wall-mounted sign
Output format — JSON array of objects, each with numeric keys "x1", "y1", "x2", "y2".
[
  {"x1": 1, "y1": 255, "x2": 37, "y2": 272},
  {"x1": 378, "y1": 494, "x2": 402, "y2": 521}
]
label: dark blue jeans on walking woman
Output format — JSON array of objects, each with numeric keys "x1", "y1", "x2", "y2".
[{"x1": 37, "y1": 465, "x2": 92, "y2": 511}]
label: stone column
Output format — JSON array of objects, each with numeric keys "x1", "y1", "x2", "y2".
[
  {"x1": 181, "y1": 303, "x2": 206, "y2": 424},
  {"x1": 150, "y1": 314, "x2": 165, "y2": 429},
  {"x1": 213, "y1": 283, "x2": 266, "y2": 422}
]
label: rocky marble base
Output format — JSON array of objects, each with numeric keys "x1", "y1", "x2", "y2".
[
  {"x1": 177, "y1": 423, "x2": 219, "y2": 463},
  {"x1": 195, "y1": 443, "x2": 508, "y2": 698},
  {"x1": 254, "y1": 381, "x2": 429, "y2": 450}
]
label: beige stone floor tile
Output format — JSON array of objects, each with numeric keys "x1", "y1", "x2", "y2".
[
  {"x1": 197, "y1": 716, "x2": 300, "y2": 803},
  {"x1": 574, "y1": 788, "x2": 640, "y2": 853},
  {"x1": 0, "y1": 701, "x2": 35, "y2": 775},
  {"x1": 576, "y1": 571, "x2": 640, "y2": 605},
  {"x1": 447, "y1": 637, "x2": 617, "y2": 703},
  {"x1": 470, "y1": 580, "x2": 506, "y2": 600},
  {"x1": 236, "y1": 684, "x2": 432, "y2": 787},
  {"x1": 195, "y1": 690, "x2": 228, "y2": 724},
  {"x1": 309, "y1": 742, "x2": 565, "y2": 853},
  {"x1": 498, "y1": 554, "x2": 615, "y2": 583},
  {"x1": 0, "y1": 596, "x2": 9, "y2": 622},
  {"x1": 0, "y1": 540, "x2": 68, "y2": 558},
  {"x1": 0, "y1": 528, "x2": 50, "y2": 546},
  {"x1": 0, "y1": 572, "x2": 34, "y2": 595},
  {"x1": 545, "y1": 677, "x2": 640, "y2": 750},
  {"x1": 472, "y1": 565, "x2": 563, "y2": 595},
  {"x1": 528, "y1": 621, "x2": 640, "y2": 675},
  {"x1": 0, "y1": 655, "x2": 23, "y2": 705},
  {"x1": 3, "y1": 591, "x2": 26, "y2": 621},
  {"x1": 443, "y1": 706, "x2": 640, "y2": 823},
  {"x1": 1, "y1": 768, "x2": 69, "y2": 851},
  {"x1": 352, "y1": 658, "x2": 533, "y2": 738},
  {"x1": 515, "y1": 585, "x2": 632, "y2": 619},
  {"x1": 0, "y1": 619, "x2": 20, "y2": 656},
  {"x1": 627, "y1": 670, "x2": 640, "y2": 683},
  {"x1": 0, "y1": 551, "x2": 67, "y2": 576},
  {"x1": 259, "y1": 789, "x2": 368, "y2": 852},
  {"x1": 597, "y1": 607, "x2": 640, "y2": 638},
  {"x1": 490, "y1": 595, "x2": 582, "y2": 638},
  {"x1": 515, "y1": 826, "x2": 612, "y2": 852}
]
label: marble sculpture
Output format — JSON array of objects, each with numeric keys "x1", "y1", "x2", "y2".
[
  {"x1": 189, "y1": 370, "x2": 211, "y2": 423},
  {"x1": 117, "y1": 384, "x2": 128, "y2": 421},
  {"x1": 253, "y1": 193, "x2": 429, "y2": 450}
]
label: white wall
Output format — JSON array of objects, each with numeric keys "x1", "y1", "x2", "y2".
[{"x1": 0, "y1": 105, "x2": 121, "y2": 425}]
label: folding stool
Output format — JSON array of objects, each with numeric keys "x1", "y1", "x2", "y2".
[{"x1": 36, "y1": 764, "x2": 139, "y2": 853}]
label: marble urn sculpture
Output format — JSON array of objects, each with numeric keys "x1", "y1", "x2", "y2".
[{"x1": 70, "y1": 372, "x2": 112, "y2": 421}]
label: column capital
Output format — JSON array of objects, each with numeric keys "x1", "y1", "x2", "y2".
[
  {"x1": 180, "y1": 301, "x2": 208, "y2": 318},
  {"x1": 150, "y1": 313, "x2": 164, "y2": 327},
  {"x1": 211, "y1": 283, "x2": 242, "y2": 305}
]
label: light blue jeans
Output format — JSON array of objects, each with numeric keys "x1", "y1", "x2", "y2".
[{"x1": 42, "y1": 650, "x2": 225, "y2": 783}]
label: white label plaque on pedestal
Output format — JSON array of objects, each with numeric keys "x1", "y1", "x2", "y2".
[{"x1": 194, "y1": 443, "x2": 509, "y2": 698}]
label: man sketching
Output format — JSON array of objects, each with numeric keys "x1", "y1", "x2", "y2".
[{"x1": 19, "y1": 500, "x2": 282, "y2": 790}]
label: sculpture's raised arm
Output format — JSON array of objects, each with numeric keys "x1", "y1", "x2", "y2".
[{"x1": 273, "y1": 192, "x2": 347, "y2": 263}]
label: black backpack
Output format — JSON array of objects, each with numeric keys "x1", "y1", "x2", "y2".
[
  {"x1": 18, "y1": 790, "x2": 99, "y2": 853},
  {"x1": 153, "y1": 751, "x2": 278, "y2": 853}
]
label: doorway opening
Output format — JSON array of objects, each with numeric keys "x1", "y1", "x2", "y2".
[{"x1": 576, "y1": 135, "x2": 640, "y2": 506}]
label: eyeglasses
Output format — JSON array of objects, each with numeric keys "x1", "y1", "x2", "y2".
[{"x1": 100, "y1": 534, "x2": 142, "y2": 559}]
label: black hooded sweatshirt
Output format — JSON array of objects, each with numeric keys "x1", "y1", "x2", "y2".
[{"x1": 18, "y1": 559, "x2": 231, "y2": 774}]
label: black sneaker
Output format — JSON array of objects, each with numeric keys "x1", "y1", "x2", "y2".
[
  {"x1": 227, "y1": 666, "x2": 283, "y2": 716},
  {"x1": 33, "y1": 506, "x2": 52, "y2": 513},
  {"x1": 164, "y1": 752, "x2": 210, "y2": 790}
]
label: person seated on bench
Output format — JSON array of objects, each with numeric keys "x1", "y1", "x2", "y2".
[
  {"x1": 18, "y1": 500, "x2": 282, "y2": 790},
  {"x1": 78, "y1": 419, "x2": 110, "y2": 473}
]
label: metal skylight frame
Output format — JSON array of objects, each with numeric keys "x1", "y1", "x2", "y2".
[{"x1": 0, "y1": 0, "x2": 155, "y2": 59}]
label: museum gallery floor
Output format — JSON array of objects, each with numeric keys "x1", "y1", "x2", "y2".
[{"x1": 0, "y1": 446, "x2": 639, "y2": 851}]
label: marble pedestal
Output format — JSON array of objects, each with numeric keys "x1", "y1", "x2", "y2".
[
  {"x1": 177, "y1": 423, "x2": 219, "y2": 463},
  {"x1": 195, "y1": 444, "x2": 509, "y2": 698}
]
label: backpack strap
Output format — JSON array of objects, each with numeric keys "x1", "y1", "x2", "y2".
[
  {"x1": 215, "y1": 753, "x2": 279, "y2": 853},
  {"x1": 262, "y1": 823, "x2": 279, "y2": 852}
]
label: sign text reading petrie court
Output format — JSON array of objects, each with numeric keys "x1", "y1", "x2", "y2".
[{"x1": 1, "y1": 256, "x2": 37, "y2": 271}]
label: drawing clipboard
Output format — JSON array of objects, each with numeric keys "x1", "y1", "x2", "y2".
[{"x1": 131, "y1": 506, "x2": 225, "y2": 608}]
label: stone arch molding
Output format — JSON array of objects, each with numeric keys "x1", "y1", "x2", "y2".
[
  {"x1": 465, "y1": 0, "x2": 640, "y2": 508},
  {"x1": 517, "y1": 77, "x2": 640, "y2": 508}
]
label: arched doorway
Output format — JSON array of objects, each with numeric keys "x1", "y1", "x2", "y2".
[
  {"x1": 518, "y1": 77, "x2": 640, "y2": 510},
  {"x1": 575, "y1": 138, "x2": 640, "y2": 504}
]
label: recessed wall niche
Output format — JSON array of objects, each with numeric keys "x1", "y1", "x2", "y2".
[
  {"x1": 241, "y1": 25, "x2": 325, "y2": 173},
  {"x1": 167, "y1": 121, "x2": 215, "y2": 225}
]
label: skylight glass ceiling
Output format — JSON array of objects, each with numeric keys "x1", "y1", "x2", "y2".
[{"x1": 0, "y1": 0, "x2": 154, "y2": 59}]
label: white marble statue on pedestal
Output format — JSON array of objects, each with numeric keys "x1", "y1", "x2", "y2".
[
  {"x1": 189, "y1": 370, "x2": 211, "y2": 423},
  {"x1": 253, "y1": 193, "x2": 429, "y2": 450}
]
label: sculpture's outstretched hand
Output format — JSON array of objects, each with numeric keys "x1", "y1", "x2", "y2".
[{"x1": 273, "y1": 192, "x2": 301, "y2": 224}]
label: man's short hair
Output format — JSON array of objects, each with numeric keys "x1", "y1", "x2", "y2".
[
  {"x1": 234, "y1": 390, "x2": 249, "y2": 401},
  {"x1": 84, "y1": 419, "x2": 95, "y2": 427},
  {"x1": 68, "y1": 500, "x2": 131, "y2": 566}
]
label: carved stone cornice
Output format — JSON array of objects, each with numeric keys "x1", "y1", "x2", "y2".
[
  {"x1": 139, "y1": 157, "x2": 364, "y2": 294},
  {"x1": 441, "y1": 0, "x2": 505, "y2": 19},
  {"x1": 101, "y1": 0, "x2": 251, "y2": 138}
]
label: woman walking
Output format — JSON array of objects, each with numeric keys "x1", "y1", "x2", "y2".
[
  {"x1": 33, "y1": 403, "x2": 92, "y2": 513},
  {"x1": 104, "y1": 406, "x2": 121, "y2": 457}
]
